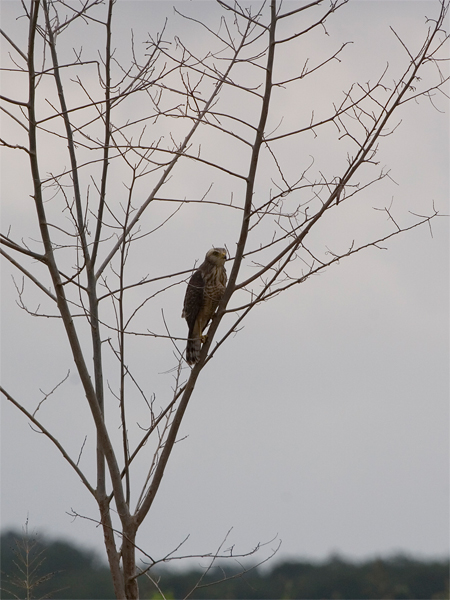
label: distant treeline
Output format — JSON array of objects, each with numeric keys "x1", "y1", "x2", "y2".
[{"x1": 1, "y1": 529, "x2": 448, "y2": 599}]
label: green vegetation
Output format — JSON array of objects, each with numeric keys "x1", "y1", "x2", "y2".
[
  {"x1": 1, "y1": 530, "x2": 448, "y2": 599},
  {"x1": 1, "y1": 530, "x2": 114, "y2": 599}
]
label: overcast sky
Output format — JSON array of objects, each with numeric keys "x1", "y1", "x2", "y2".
[{"x1": 1, "y1": 0, "x2": 449, "y2": 570}]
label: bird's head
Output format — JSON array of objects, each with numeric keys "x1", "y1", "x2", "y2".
[{"x1": 205, "y1": 247, "x2": 227, "y2": 266}]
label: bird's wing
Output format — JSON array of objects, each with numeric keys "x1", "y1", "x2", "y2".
[{"x1": 183, "y1": 269, "x2": 205, "y2": 331}]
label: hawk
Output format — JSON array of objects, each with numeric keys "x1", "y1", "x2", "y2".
[{"x1": 182, "y1": 248, "x2": 227, "y2": 365}]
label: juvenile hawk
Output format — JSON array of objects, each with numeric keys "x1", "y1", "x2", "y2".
[{"x1": 182, "y1": 248, "x2": 227, "y2": 365}]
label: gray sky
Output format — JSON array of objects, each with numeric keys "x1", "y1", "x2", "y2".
[{"x1": 1, "y1": 0, "x2": 449, "y2": 568}]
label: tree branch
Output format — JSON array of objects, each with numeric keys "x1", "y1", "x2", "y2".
[{"x1": 1, "y1": 385, "x2": 96, "y2": 496}]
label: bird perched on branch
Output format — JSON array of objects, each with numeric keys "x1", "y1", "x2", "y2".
[{"x1": 182, "y1": 248, "x2": 227, "y2": 365}]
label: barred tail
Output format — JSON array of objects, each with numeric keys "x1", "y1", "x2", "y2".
[{"x1": 186, "y1": 337, "x2": 201, "y2": 365}]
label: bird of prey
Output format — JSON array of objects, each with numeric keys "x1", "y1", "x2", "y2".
[{"x1": 182, "y1": 248, "x2": 227, "y2": 365}]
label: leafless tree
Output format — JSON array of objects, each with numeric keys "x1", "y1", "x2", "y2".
[{"x1": 1, "y1": 0, "x2": 448, "y2": 598}]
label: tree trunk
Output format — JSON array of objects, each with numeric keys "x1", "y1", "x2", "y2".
[
  {"x1": 122, "y1": 524, "x2": 139, "y2": 600},
  {"x1": 99, "y1": 500, "x2": 126, "y2": 599}
]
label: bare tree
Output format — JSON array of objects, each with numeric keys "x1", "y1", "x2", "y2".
[{"x1": 1, "y1": 0, "x2": 448, "y2": 598}]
